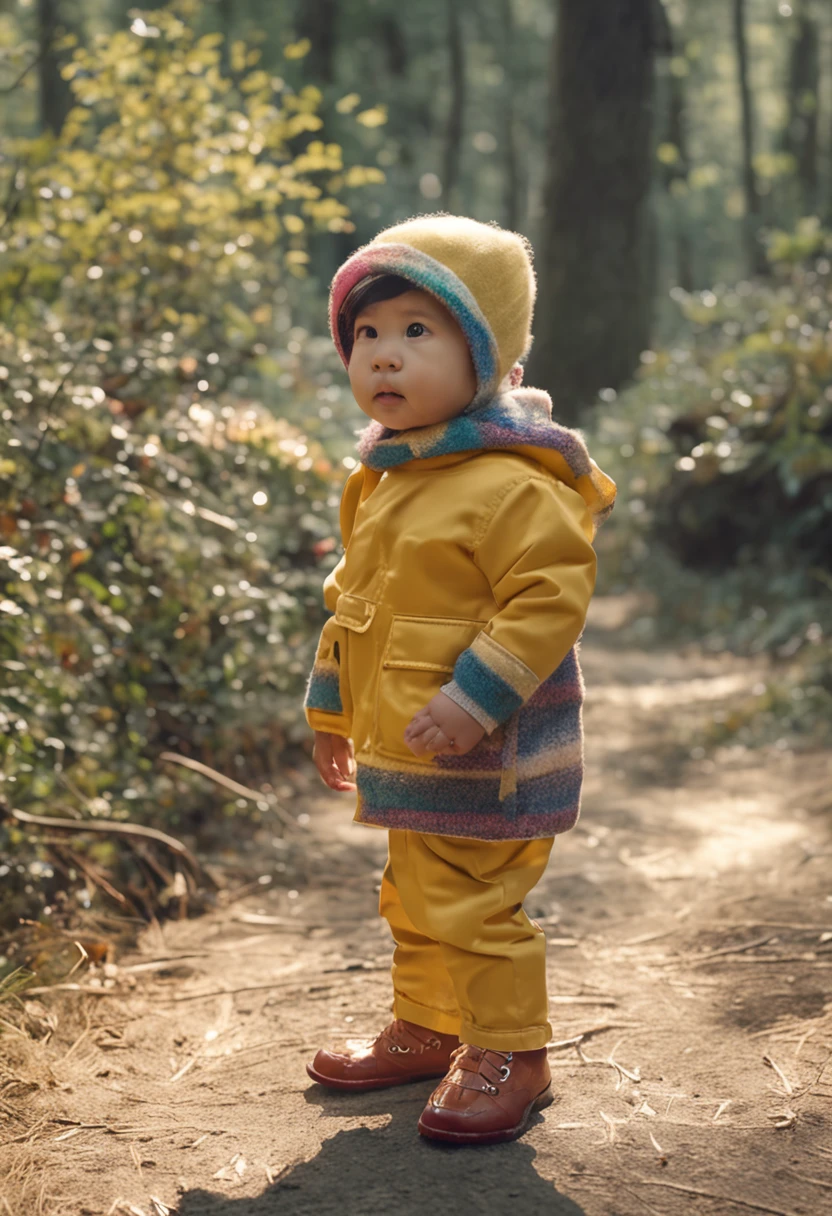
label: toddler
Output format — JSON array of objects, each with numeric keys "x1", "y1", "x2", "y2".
[{"x1": 302, "y1": 214, "x2": 616, "y2": 1145}]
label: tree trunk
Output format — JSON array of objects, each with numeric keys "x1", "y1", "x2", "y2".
[
  {"x1": 379, "y1": 15, "x2": 408, "y2": 78},
  {"x1": 782, "y1": 2, "x2": 819, "y2": 216},
  {"x1": 295, "y1": 0, "x2": 338, "y2": 85},
  {"x1": 442, "y1": 0, "x2": 465, "y2": 211},
  {"x1": 37, "y1": 0, "x2": 73, "y2": 136},
  {"x1": 526, "y1": 0, "x2": 657, "y2": 425},
  {"x1": 732, "y1": 0, "x2": 767, "y2": 275},
  {"x1": 653, "y1": 0, "x2": 694, "y2": 291},
  {"x1": 498, "y1": 0, "x2": 522, "y2": 231},
  {"x1": 217, "y1": 0, "x2": 233, "y2": 77}
]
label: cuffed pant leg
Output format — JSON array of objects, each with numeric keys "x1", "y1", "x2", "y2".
[
  {"x1": 379, "y1": 830, "x2": 461, "y2": 1037},
  {"x1": 392, "y1": 830, "x2": 555, "y2": 1052}
]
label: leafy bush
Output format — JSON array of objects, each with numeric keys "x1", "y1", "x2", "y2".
[
  {"x1": 588, "y1": 223, "x2": 832, "y2": 743},
  {"x1": 0, "y1": 7, "x2": 377, "y2": 931}
]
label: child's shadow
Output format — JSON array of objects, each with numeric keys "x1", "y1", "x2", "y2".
[{"x1": 177, "y1": 1082, "x2": 587, "y2": 1216}]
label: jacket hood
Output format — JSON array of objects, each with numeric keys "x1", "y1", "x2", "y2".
[{"x1": 356, "y1": 383, "x2": 617, "y2": 538}]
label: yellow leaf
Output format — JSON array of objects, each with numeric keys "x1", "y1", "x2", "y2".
[
  {"x1": 336, "y1": 93, "x2": 361, "y2": 114},
  {"x1": 241, "y1": 70, "x2": 271, "y2": 94},
  {"x1": 283, "y1": 215, "x2": 304, "y2": 233},
  {"x1": 284, "y1": 38, "x2": 311, "y2": 60},
  {"x1": 231, "y1": 40, "x2": 247, "y2": 73},
  {"x1": 355, "y1": 105, "x2": 387, "y2": 129},
  {"x1": 343, "y1": 165, "x2": 386, "y2": 188}
]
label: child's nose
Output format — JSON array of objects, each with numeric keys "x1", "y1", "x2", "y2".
[{"x1": 371, "y1": 346, "x2": 402, "y2": 371}]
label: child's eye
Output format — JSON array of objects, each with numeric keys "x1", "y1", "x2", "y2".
[
  {"x1": 406, "y1": 322, "x2": 427, "y2": 338},
  {"x1": 356, "y1": 324, "x2": 377, "y2": 340}
]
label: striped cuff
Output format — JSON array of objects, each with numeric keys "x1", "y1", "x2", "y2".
[
  {"x1": 441, "y1": 632, "x2": 540, "y2": 733},
  {"x1": 303, "y1": 655, "x2": 343, "y2": 716}
]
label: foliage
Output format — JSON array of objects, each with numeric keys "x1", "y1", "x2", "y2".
[
  {"x1": 589, "y1": 224, "x2": 832, "y2": 746},
  {"x1": 0, "y1": 6, "x2": 375, "y2": 934}
]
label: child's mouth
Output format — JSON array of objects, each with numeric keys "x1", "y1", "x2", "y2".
[{"x1": 374, "y1": 391, "x2": 405, "y2": 405}]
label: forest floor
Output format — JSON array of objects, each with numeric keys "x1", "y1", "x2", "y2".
[{"x1": 2, "y1": 595, "x2": 832, "y2": 1216}]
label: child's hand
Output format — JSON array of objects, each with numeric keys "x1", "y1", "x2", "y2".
[
  {"x1": 313, "y1": 730, "x2": 357, "y2": 792},
  {"x1": 404, "y1": 690, "x2": 486, "y2": 758}
]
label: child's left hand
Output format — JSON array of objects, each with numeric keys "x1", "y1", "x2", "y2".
[{"x1": 404, "y1": 690, "x2": 486, "y2": 757}]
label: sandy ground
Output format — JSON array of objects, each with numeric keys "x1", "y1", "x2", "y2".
[{"x1": 2, "y1": 597, "x2": 831, "y2": 1216}]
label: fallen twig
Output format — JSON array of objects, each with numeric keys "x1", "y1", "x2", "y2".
[
  {"x1": 550, "y1": 995, "x2": 617, "y2": 1007},
  {"x1": 159, "y1": 751, "x2": 298, "y2": 832},
  {"x1": 5, "y1": 804, "x2": 214, "y2": 889},
  {"x1": 621, "y1": 928, "x2": 680, "y2": 946},
  {"x1": 655, "y1": 933, "x2": 775, "y2": 968},
  {"x1": 21, "y1": 983, "x2": 121, "y2": 997},
  {"x1": 160, "y1": 960, "x2": 309, "y2": 1002},
  {"x1": 785, "y1": 1169, "x2": 832, "y2": 1192},
  {"x1": 118, "y1": 955, "x2": 207, "y2": 974},
  {"x1": 763, "y1": 1054, "x2": 793, "y2": 1096},
  {"x1": 549, "y1": 1022, "x2": 640, "y2": 1050},
  {"x1": 636, "y1": 1177, "x2": 801, "y2": 1216},
  {"x1": 725, "y1": 957, "x2": 832, "y2": 967}
]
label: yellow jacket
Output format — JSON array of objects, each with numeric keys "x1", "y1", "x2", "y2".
[{"x1": 303, "y1": 386, "x2": 615, "y2": 841}]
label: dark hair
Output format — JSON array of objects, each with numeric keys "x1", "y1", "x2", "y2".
[{"x1": 337, "y1": 273, "x2": 417, "y2": 361}]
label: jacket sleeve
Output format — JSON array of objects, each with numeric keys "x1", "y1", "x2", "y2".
[
  {"x1": 440, "y1": 477, "x2": 597, "y2": 733},
  {"x1": 302, "y1": 464, "x2": 367, "y2": 738}
]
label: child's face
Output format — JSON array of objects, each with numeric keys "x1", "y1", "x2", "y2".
[{"x1": 347, "y1": 288, "x2": 477, "y2": 430}]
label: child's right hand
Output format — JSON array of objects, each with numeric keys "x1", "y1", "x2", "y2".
[{"x1": 312, "y1": 730, "x2": 357, "y2": 792}]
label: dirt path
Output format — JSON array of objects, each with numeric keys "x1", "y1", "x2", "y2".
[{"x1": 3, "y1": 598, "x2": 832, "y2": 1216}]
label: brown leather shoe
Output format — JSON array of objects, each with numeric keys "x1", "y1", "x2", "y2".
[
  {"x1": 306, "y1": 1018, "x2": 460, "y2": 1091},
  {"x1": 417, "y1": 1044, "x2": 555, "y2": 1144}
]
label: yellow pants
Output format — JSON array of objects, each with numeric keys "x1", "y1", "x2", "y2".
[{"x1": 379, "y1": 829, "x2": 555, "y2": 1052}]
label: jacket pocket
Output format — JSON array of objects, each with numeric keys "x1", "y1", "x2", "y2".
[{"x1": 375, "y1": 615, "x2": 486, "y2": 765}]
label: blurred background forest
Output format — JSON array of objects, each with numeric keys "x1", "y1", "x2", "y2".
[{"x1": 1, "y1": 0, "x2": 831, "y2": 968}]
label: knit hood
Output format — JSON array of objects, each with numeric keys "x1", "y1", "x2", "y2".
[{"x1": 330, "y1": 213, "x2": 616, "y2": 535}]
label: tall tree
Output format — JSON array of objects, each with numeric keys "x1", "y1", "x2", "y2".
[
  {"x1": 296, "y1": 0, "x2": 338, "y2": 84},
  {"x1": 37, "y1": 0, "x2": 73, "y2": 135},
  {"x1": 498, "y1": 0, "x2": 522, "y2": 231},
  {"x1": 442, "y1": 0, "x2": 465, "y2": 211},
  {"x1": 782, "y1": 0, "x2": 819, "y2": 217},
  {"x1": 527, "y1": 0, "x2": 658, "y2": 424},
  {"x1": 732, "y1": 0, "x2": 766, "y2": 275},
  {"x1": 653, "y1": 0, "x2": 693, "y2": 291}
]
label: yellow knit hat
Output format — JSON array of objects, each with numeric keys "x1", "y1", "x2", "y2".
[{"x1": 329, "y1": 213, "x2": 536, "y2": 407}]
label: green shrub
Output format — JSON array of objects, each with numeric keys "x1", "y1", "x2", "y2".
[
  {"x1": 587, "y1": 223, "x2": 832, "y2": 742},
  {"x1": 0, "y1": 6, "x2": 377, "y2": 931}
]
